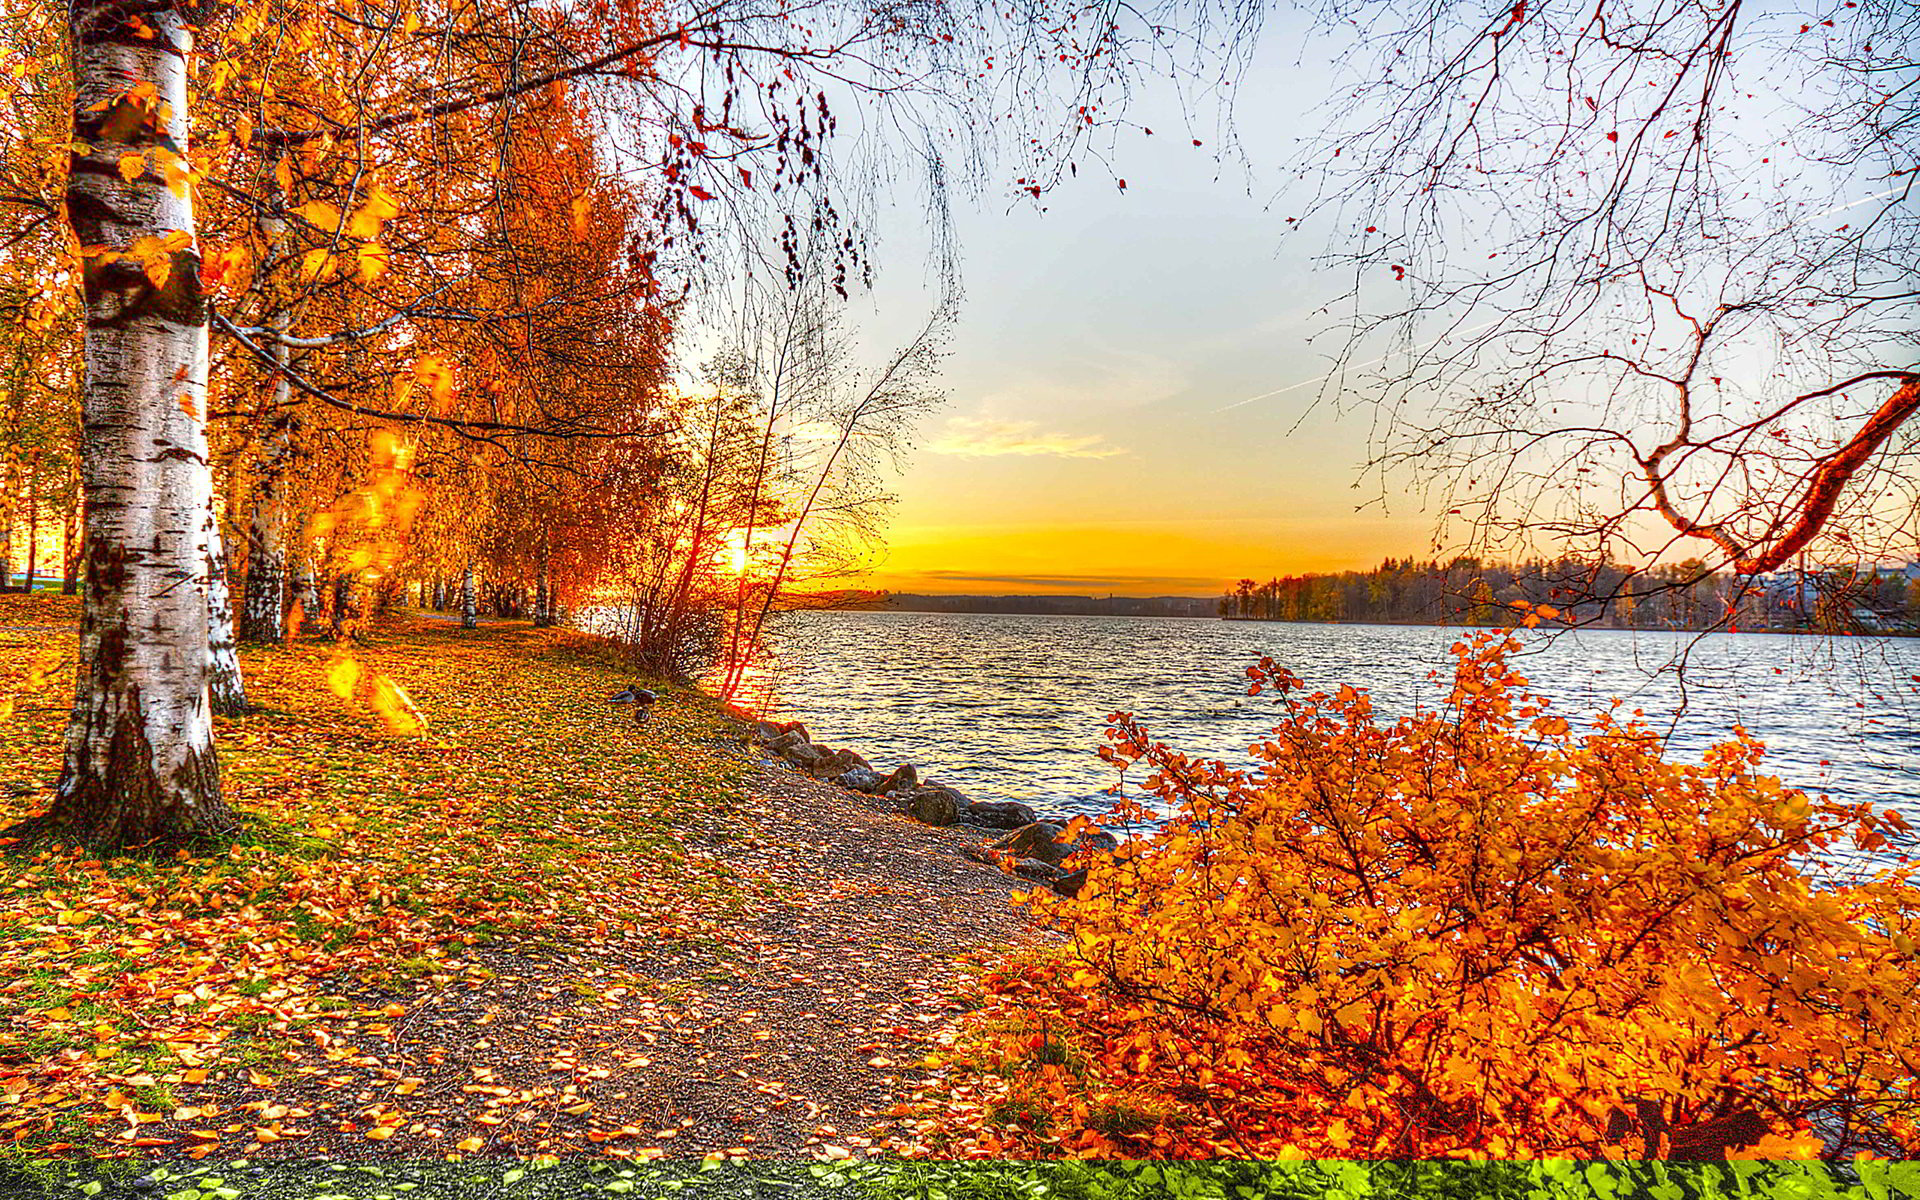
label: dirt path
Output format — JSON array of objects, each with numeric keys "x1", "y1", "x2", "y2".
[
  {"x1": 2, "y1": 608, "x2": 1040, "y2": 1160},
  {"x1": 252, "y1": 756, "x2": 1041, "y2": 1160}
]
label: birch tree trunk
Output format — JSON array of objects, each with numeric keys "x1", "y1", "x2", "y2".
[
  {"x1": 460, "y1": 564, "x2": 477, "y2": 628},
  {"x1": 23, "y1": 478, "x2": 37, "y2": 592},
  {"x1": 207, "y1": 517, "x2": 247, "y2": 715},
  {"x1": 61, "y1": 498, "x2": 78, "y2": 594},
  {"x1": 239, "y1": 321, "x2": 293, "y2": 643},
  {"x1": 36, "y1": 0, "x2": 232, "y2": 847}
]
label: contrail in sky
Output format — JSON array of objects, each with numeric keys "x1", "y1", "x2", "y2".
[
  {"x1": 1216, "y1": 185, "x2": 1906, "y2": 419},
  {"x1": 1809, "y1": 185, "x2": 1907, "y2": 221},
  {"x1": 1213, "y1": 320, "x2": 1497, "y2": 415}
]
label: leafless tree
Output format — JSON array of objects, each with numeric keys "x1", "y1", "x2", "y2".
[{"x1": 1294, "y1": 0, "x2": 1917, "y2": 613}]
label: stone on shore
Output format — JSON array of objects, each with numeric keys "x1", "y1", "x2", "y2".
[
  {"x1": 1050, "y1": 868, "x2": 1088, "y2": 897},
  {"x1": 906, "y1": 785, "x2": 966, "y2": 826},
  {"x1": 783, "y1": 741, "x2": 829, "y2": 770},
  {"x1": 752, "y1": 719, "x2": 812, "y2": 747},
  {"x1": 963, "y1": 800, "x2": 1037, "y2": 829},
  {"x1": 750, "y1": 719, "x2": 785, "y2": 744},
  {"x1": 834, "y1": 766, "x2": 885, "y2": 792},
  {"x1": 808, "y1": 747, "x2": 871, "y2": 779},
  {"x1": 873, "y1": 764, "x2": 919, "y2": 796},
  {"x1": 1012, "y1": 859, "x2": 1066, "y2": 883},
  {"x1": 991, "y1": 822, "x2": 1070, "y2": 865},
  {"x1": 990, "y1": 821, "x2": 1120, "y2": 866}
]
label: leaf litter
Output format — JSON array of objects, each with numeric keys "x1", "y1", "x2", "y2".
[{"x1": 0, "y1": 606, "x2": 1043, "y2": 1160}]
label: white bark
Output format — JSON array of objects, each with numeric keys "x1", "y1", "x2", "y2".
[
  {"x1": 207, "y1": 516, "x2": 246, "y2": 714},
  {"x1": 48, "y1": 0, "x2": 230, "y2": 845},
  {"x1": 240, "y1": 312, "x2": 293, "y2": 643},
  {"x1": 291, "y1": 555, "x2": 320, "y2": 623}
]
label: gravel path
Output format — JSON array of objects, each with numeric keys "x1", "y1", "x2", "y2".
[{"x1": 246, "y1": 758, "x2": 1043, "y2": 1160}]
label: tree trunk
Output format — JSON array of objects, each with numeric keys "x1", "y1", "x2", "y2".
[
  {"x1": 534, "y1": 546, "x2": 553, "y2": 628},
  {"x1": 37, "y1": 0, "x2": 231, "y2": 849},
  {"x1": 239, "y1": 223, "x2": 293, "y2": 643},
  {"x1": 0, "y1": 499, "x2": 12, "y2": 592},
  {"x1": 207, "y1": 518, "x2": 246, "y2": 715},
  {"x1": 460, "y1": 565, "x2": 477, "y2": 629},
  {"x1": 330, "y1": 575, "x2": 353, "y2": 639},
  {"x1": 23, "y1": 476, "x2": 38, "y2": 592},
  {"x1": 61, "y1": 498, "x2": 78, "y2": 594}
]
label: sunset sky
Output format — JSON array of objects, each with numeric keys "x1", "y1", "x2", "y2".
[{"x1": 845, "y1": 19, "x2": 1441, "y2": 597}]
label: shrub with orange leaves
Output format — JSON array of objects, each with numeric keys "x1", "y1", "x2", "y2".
[{"x1": 946, "y1": 630, "x2": 1920, "y2": 1159}]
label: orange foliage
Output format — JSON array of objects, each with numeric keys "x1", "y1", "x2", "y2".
[{"x1": 924, "y1": 627, "x2": 1920, "y2": 1159}]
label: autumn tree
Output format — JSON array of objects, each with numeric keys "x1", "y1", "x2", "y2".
[
  {"x1": 945, "y1": 629, "x2": 1920, "y2": 1158},
  {"x1": 1300, "y1": 0, "x2": 1918, "y2": 595},
  {"x1": 6, "y1": 0, "x2": 1264, "y2": 849}
]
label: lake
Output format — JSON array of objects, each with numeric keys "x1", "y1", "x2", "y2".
[{"x1": 752, "y1": 611, "x2": 1920, "y2": 824}]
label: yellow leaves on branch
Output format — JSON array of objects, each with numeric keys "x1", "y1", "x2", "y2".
[
  {"x1": 292, "y1": 184, "x2": 400, "y2": 282},
  {"x1": 81, "y1": 231, "x2": 194, "y2": 291},
  {"x1": 963, "y1": 630, "x2": 1920, "y2": 1159},
  {"x1": 387, "y1": 356, "x2": 455, "y2": 414}
]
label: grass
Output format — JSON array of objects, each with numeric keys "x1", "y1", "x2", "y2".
[{"x1": 0, "y1": 599, "x2": 753, "y2": 1156}]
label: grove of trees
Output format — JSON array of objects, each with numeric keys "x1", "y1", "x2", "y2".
[
  {"x1": 0, "y1": 0, "x2": 1263, "y2": 849},
  {"x1": 1219, "y1": 557, "x2": 1920, "y2": 633}
]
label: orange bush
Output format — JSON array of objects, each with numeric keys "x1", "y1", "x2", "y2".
[{"x1": 933, "y1": 628, "x2": 1920, "y2": 1159}]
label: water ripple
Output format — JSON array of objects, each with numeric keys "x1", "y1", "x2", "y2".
[{"x1": 757, "y1": 612, "x2": 1920, "y2": 822}]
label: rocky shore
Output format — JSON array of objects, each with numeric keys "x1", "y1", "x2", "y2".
[{"x1": 745, "y1": 718, "x2": 1124, "y2": 897}]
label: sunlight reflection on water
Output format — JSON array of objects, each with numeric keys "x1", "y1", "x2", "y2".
[{"x1": 757, "y1": 612, "x2": 1920, "y2": 823}]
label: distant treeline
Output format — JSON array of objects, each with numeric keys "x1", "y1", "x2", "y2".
[
  {"x1": 1220, "y1": 557, "x2": 1920, "y2": 633},
  {"x1": 873, "y1": 593, "x2": 1217, "y2": 617}
]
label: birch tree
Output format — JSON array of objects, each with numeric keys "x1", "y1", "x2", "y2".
[{"x1": 35, "y1": 0, "x2": 234, "y2": 846}]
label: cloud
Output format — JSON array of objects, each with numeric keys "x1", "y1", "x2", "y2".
[{"x1": 926, "y1": 417, "x2": 1125, "y2": 460}]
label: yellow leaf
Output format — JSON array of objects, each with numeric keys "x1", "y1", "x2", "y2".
[
  {"x1": 369, "y1": 674, "x2": 425, "y2": 736},
  {"x1": 347, "y1": 185, "x2": 400, "y2": 239},
  {"x1": 296, "y1": 200, "x2": 342, "y2": 233},
  {"x1": 298, "y1": 248, "x2": 331, "y2": 281},
  {"x1": 355, "y1": 242, "x2": 389, "y2": 283},
  {"x1": 414, "y1": 356, "x2": 455, "y2": 411},
  {"x1": 117, "y1": 153, "x2": 144, "y2": 182}
]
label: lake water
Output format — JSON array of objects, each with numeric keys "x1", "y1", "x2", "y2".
[{"x1": 752, "y1": 611, "x2": 1920, "y2": 824}]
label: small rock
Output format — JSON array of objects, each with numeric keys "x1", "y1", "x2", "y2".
[
  {"x1": 1069, "y1": 827, "x2": 1121, "y2": 855},
  {"x1": 989, "y1": 821, "x2": 1121, "y2": 866},
  {"x1": 764, "y1": 729, "x2": 806, "y2": 754},
  {"x1": 835, "y1": 766, "x2": 885, "y2": 792},
  {"x1": 1012, "y1": 859, "x2": 1066, "y2": 883},
  {"x1": 873, "y1": 763, "x2": 920, "y2": 795},
  {"x1": 783, "y1": 741, "x2": 829, "y2": 769},
  {"x1": 750, "y1": 720, "x2": 785, "y2": 744},
  {"x1": 992, "y1": 822, "x2": 1071, "y2": 865},
  {"x1": 1050, "y1": 868, "x2": 1088, "y2": 898},
  {"x1": 963, "y1": 800, "x2": 1038, "y2": 829},
  {"x1": 906, "y1": 786, "x2": 963, "y2": 826},
  {"x1": 809, "y1": 747, "x2": 872, "y2": 779}
]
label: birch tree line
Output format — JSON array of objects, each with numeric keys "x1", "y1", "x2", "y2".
[{"x1": 0, "y1": 0, "x2": 1263, "y2": 848}]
